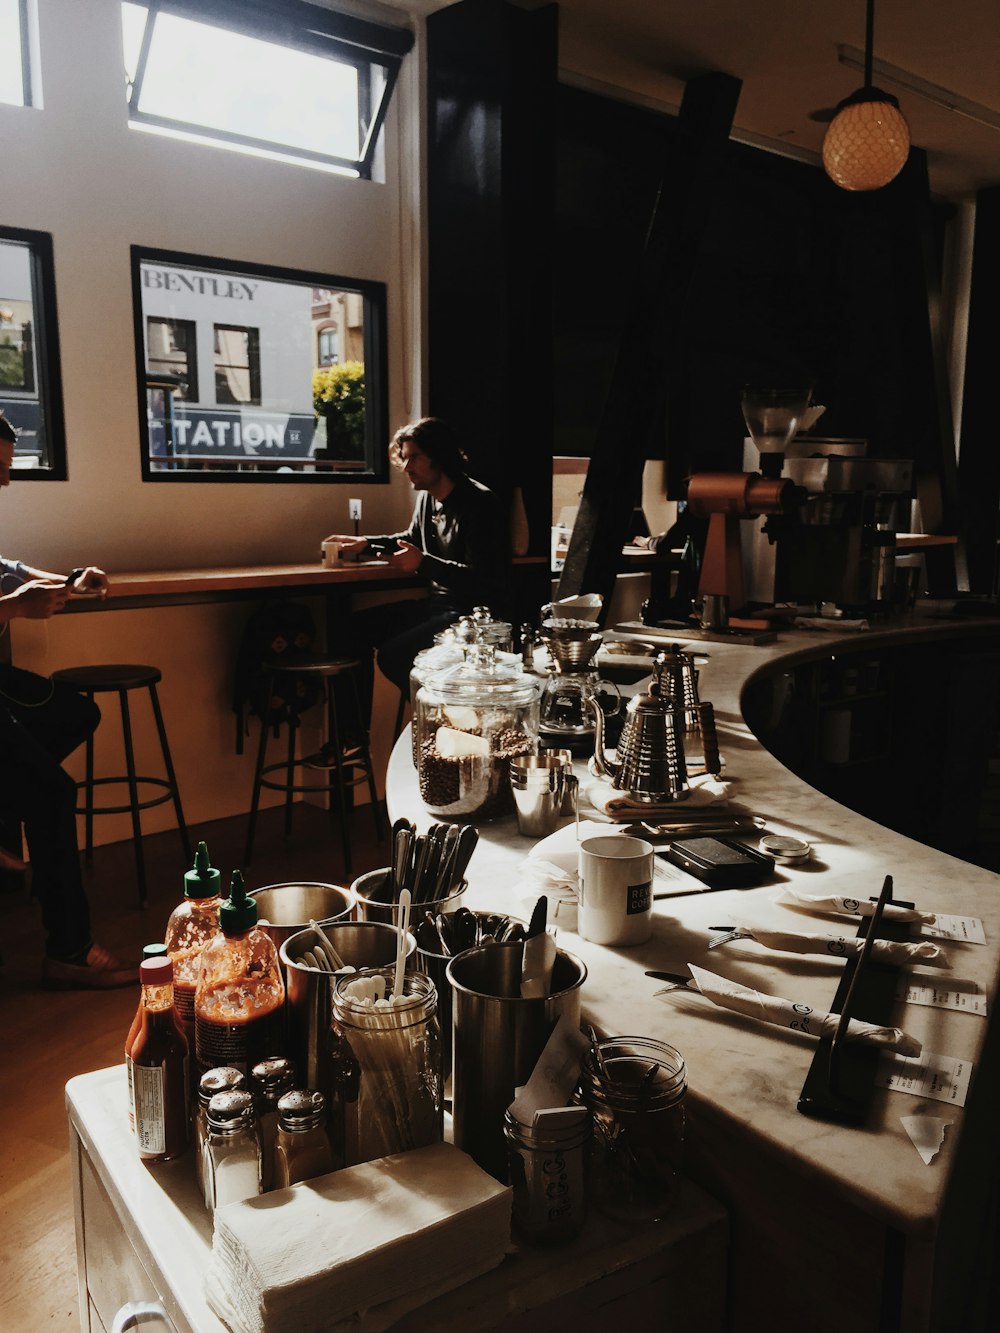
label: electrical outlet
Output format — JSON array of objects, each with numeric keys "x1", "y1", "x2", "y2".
[{"x1": 349, "y1": 498, "x2": 362, "y2": 522}]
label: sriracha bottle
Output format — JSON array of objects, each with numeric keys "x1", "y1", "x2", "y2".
[
  {"x1": 194, "y1": 871, "x2": 285, "y2": 1075},
  {"x1": 129, "y1": 956, "x2": 190, "y2": 1163},
  {"x1": 165, "y1": 841, "x2": 222, "y2": 1045}
]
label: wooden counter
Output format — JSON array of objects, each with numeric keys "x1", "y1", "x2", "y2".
[
  {"x1": 59, "y1": 560, "x2": 423, "y2": 612},
  {"x1": 386, "y1": 615, "x2": 1000, "y2": 1333}
]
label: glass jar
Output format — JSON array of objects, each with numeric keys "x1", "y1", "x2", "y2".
[
  {"x1": 578, "y1": 1037, "x2": 686, "y2": 1222},
  {"x1": 414, "y1": 645, "x2": 540, "y2": 820},
  {"x1": 408, "y1": 623, "x2": 519, "y2": 767},
  {"x1": 328, "y1": 971, "x2": 443, "y2": 1167},
  {"x1": 503, "y1": 1107, "x2": 590, "y2": 1245}
]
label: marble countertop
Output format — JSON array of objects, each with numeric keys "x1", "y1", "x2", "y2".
[{"x1": 387, "y1": 618, "x2": 1000, "y2": 1240}]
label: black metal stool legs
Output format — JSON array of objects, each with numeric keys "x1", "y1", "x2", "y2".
[{"x1": 147, "y1": 682, "x2": 191, "y2": 864}]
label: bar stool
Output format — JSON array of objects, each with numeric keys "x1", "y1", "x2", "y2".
[
  {"x1": 50, "y1": 664, "x2": 191, "y2": 907},
  {"x1": 243, "y1": 655, "x2": 383, "y2": 875}
]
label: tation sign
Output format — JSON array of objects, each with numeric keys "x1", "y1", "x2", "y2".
[{"x1": 149, "y1": 408, "x2": 317, "y2": 460}]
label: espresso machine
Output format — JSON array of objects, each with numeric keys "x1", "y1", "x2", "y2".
[{"x1": 741, "y1": 436, "x2": 914, "y2": 615}]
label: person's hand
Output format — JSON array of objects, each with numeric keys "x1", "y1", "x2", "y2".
[
  {"x1": 70, "y1": 566, "x2": 109, "y2": 596},
  {"x1": 323, "y1": 535, "x2": 368, "y2": 555},
  {"x1": 390, "y1": 540, "x2": 424, "y2": 574},
  {"x1": 3, "y1": 578, "x2": 69, "y2": 619}
]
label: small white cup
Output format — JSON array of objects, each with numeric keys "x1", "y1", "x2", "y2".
[
  {"x1": 321, "y1": 539, "x2": 348, "y2": 568},
  {"x1": 578, "y1": 835, "x2": 654, "y2": 946}
]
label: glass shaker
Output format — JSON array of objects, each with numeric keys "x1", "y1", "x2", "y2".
[
  {"x1": 194, "y1": 1066, "x2": 246, "y2": 1208},
  {"x1": 578, "y1": 1037, "x2": 686, "y2": 1222},
  {"x1": 414, "y1": 644, "x2": 540, "y2": 820},
  {"x1": 272, "y1": 1088, "x2": 335, "y2": 1187},
  {"x1": 328, "y1": 971, "x2": 443, "y2": 1167},
  {"x1": 250, "y1": 1056, "x2": 295, "y2": 1191},
  {"x1": 205, "y1": 1089, "x2": 262, "y2": 1210}
]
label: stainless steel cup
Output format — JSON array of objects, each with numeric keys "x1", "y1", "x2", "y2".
[
  {"x1": 351, "y1": 866, "x2": 467, "y2": 925},
  {"x1": 279, "y1": 921, "x2": 416, "y2": 1096},
  {"x1": 447, "y1": 943, "x2": 587, "y2": 1181},
  {"x1": 700, "y1": 593, "x2": 729, "y2": 630},
  {"x1": 250, "y1": 881, "x2": 356, "y2": 956},
  {"x1": 509, "y1": 753, "x2": 570, "y2": 837}
]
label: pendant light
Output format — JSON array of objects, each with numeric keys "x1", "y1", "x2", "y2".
[{"x1": 822, "y1": 0, "x2": 910, "y2": 191}]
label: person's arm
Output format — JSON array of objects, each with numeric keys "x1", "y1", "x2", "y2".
[
  {"x1": 0, "y1": 561, "x2": 108, "y2": 623},
  {"x1": 325, "y1": 505, "x2": 421, "y2": 558}
]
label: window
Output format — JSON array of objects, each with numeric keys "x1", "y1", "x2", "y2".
[
  {"x1": 120, "y1": 0, "x2": 414, "y2": 178},
  {"x1": 318, "y1": 327, "x2": 339, "y2": 366},
  {"x1": 147, "y1": 317, "x2": 198, "y2": 400},
  {"x1": 0, "y1": 226, "x2": 66, "y2": 477},
  {"x1": 214, "y1": 325, "x2": 260, "y2": 405},
  {"x1": 132, "y1": 247, "x2": 388, "y2": 481},
  {"x1": 0, "y1": 0, "x2": 31, "y2": 107}
]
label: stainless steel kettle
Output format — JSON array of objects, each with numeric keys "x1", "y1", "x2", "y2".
[{"x1": 588, "y1": 675, "x2": 690, "y2": 803}]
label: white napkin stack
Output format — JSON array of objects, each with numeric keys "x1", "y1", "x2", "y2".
[{"x1": 205, "y1": 1143, "x2": 511, "y2": 1333}]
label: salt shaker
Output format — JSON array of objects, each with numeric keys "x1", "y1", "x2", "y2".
[
  {"x1": 195, "y1": 1066, "x2": 246, "y2": 1208},
  {"x1": 250, "y1": 1057, "x2": 295, "y2": 1191},
  {"x1": 205, "y1": 1089, "x2": 261, "y2": 1210},
  {"x1": 272, "y1": 1089, "x2": 334, "y2": 1188}
]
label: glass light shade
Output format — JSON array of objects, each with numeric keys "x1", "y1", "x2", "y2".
[{"x1": 822, "y1": 95, "x2": 910, "y2": 191}]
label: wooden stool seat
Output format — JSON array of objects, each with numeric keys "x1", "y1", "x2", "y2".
[
  {"x1": 52, "y1": 663, "x2": 163, "y2": 691},
  {"x1": 51, "y1": 663, "x2": 190, "y2": 907}
]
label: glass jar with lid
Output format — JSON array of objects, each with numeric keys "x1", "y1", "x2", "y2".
[
  {"x1": 414, "y1": 644, "x2": 540, "y2": 820},
  {"x1": 409, "y1": 628, "x2": 521, "y2": 766},
  {"x1": 328, "y1": 971, "x2": 443, "y2": 1167}
]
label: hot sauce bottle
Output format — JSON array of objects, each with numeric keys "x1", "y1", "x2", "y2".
[
  {"x1": 165, "y1": 841, "x2": 223, "y2": 1045},
  {"x1": 194, "y1": 871, "x2": 285, "y2": 1076},
  {"x1": 126, "y1": 942, "x2": 169, "y2": 1133},
  {"x1": 129, "y1": 956, "x2": 190, "y2": 1163}
]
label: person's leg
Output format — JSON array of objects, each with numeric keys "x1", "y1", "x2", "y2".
[
  {"x1": 0, "y1": 706, "x2": 92, "y2": 962},
  {"x1": 0, "y1": 665, "x2": 100, "y2": 762},
  {"x1": 375, "y1": 607, "x2": 465, "y2": 692},
  {"x1": 327, "y1": 598, "x2": 460, "y2": 745}
]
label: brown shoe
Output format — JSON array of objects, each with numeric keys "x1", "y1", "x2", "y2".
[{"x1": 42, "y1": 943, "x2": 139, "y2": 990}]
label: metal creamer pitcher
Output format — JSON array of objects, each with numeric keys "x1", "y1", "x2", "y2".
[{"x1": 589, "y1": 675, "x2": 690, "y2": 803}]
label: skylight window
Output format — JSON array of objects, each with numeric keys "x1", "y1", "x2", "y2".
[
  {"x1": 0, "y1": 0, "x2": 31, "y2": 107},
  {"x1": 121, "y1": 1, "x2": 412, "y2": 178}
]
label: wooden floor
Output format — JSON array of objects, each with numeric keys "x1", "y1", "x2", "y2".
[{"x1": 0, "y1": 804, "x2": 387, "y2": 1331}]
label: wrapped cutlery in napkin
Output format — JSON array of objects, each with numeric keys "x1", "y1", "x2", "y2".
[
  {"x1": 683, "y1": 964, "x2": 922, "y2": 1055},
  {"x1": 711, "y1": 925, "x2": 950, "y2": 968},
  {"x1": 775, "y1": 887, "x2": 937, "y2": 925}
]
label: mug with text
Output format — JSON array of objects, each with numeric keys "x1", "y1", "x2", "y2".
[{"x1": 578, "y1": 835, "x2": 654, "y2": 946}]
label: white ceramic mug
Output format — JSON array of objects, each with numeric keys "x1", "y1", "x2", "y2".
[{"x1": 578, "y1": 835, "x2": 655, "y2": 946}]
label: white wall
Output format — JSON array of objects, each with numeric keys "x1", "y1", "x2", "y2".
[{"x1": 1, "y1": 0, "x2": 422, "y2": 574}]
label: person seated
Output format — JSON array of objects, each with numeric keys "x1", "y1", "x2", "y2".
[
  {"x1": 1, "y1": 413, "x2": 136, "y2": 988},
  {"x1": 321, "y1": 416, "x2": 511, "y2": 753}
]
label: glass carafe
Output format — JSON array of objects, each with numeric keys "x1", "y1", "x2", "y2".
[{"x1": 539, "y1": 669, "x2": 621, "y2": 736}]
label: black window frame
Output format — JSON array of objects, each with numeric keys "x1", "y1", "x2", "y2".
[
  {"x1": 0, "y1": 224, "x2": 67, "y2": 480},
  {"x1": 146, "y1": 315, "x2": 199, "y2": 401},
  {"x1": 131, "y1": 244, "x2": 389, "y2": 485},
  {"x1": 124, "y1": 0, "x2": 414, "y2": 179},
  {"x1": 213, "y1": 323, "x2": 261, "y2": 406}
]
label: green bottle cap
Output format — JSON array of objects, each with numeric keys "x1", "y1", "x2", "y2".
[
  {"x1": 184, "y1": 841, "x2": 222, "y2": 900},
  {"x1": 219, "y1": 869, "x2": 258, "y2": 935},
  {"x1": 142, "y1": 942, "x2": 169, "y2": 962}
]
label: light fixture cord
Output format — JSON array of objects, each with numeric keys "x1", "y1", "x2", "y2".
[{"x1": 864, "y1": 0, "x2": 875, "y2": 88}]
